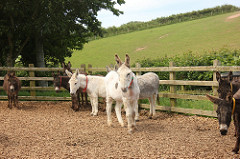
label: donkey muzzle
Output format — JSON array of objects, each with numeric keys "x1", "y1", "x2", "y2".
[
  {"x1": 10, "y1": 85, "x2": 14, "y2": 92},
  {"x1": 220, "y1": 124, "x2": 228, "y2": 136}
]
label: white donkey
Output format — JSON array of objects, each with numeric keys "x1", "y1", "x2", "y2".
[
  {"x1": 112, "y1": 65, "x2": 159, "y2": 120},
  {"x1": 67, "y1": 69, "x2": 106, "y2": 116},
  {"x1": 105, "y1": 54, "x2": 140, "y2": 133}
]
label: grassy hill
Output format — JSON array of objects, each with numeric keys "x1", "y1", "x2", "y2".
[{"x1": 66, "y1": 12, "x2": 240, "y2": 68}]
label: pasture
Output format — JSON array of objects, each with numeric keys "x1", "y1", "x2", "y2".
[
  {"x1": 0, "y1": 101, "x2": 238, "y2": 158},
  {"x1": 67, "y1": 11, "x2": 240, "y2": 67}
]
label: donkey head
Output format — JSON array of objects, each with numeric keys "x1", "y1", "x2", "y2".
[
  {"x1": 206, "y1": 94, "x2": 233, "y2": 135},
  {"x1": 62, "y1": 61, "x2": 73, "y2": 75},
  {"x1": 115, "y1": 54, "x2": 134, "y2": 93},
  {"x1": 52, "y1": 72, "x2": 61, "y2": 92},
  {"x1": 7, "y1": 72, "x2": 18, "y2": 92},
  {"x1": 68, "y1": 69, "x2": 80, "y2": 96},
  {"x1": 216, "y1": 71, "x2": 233, "y2": 100}
]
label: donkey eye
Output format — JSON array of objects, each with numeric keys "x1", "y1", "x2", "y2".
[
  {"x1": 75, "y1": 83, "x2": 77, "y2": 85},
  {"x1": 127, "y1": 73, "x2": 130, "y2": 77}
]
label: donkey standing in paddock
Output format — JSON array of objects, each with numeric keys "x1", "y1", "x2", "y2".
[
  {"x1": 136, "y1": 72, "x2": 159, "y2": 119},
  {"x1": 62, "y1": 62, "x2": 89, "y2": 107},
  {"x1": 107, "y1": 54, "x2": 140, "y2": 133},
  {"x1": 109, "y1": 65, "x2": 160, "y2": 120},
  {"x1": 52, "y1": 72, "x2": 81, "y2": 111},
  {"x1": 206, "y1": 93, "x2": 240, "y2": 154},
  {"x1": 67, "y1": 69, "x2": 106, "y2": 116},
  {"x1": 3, "y1": 72, "x2": 21, "y2": 109}
]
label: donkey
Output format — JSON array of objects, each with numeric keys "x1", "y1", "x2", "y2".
[
  {"x1": 136, "y1": 72, "x2": 160, "y2": 119},
  {"x1": 107, "y1": 66, "x2": 160, "y2": 120},
  {"x1": 111, "y1": 54, "x2": 140, "y2": 133},
  {"x1": 206, "y1": 93, "x2": 240, "y2": 153},
  {"x1": 52, "y1": 72, "x2": 81, "y2": 111},
  {"x1": 67, "y1": 69, "x2": 106, "y2": 116},
  {"x1": 62, "y1": 62, "x2": 89, "y2": 106},
  {"x1": 3, "y1": 72, "x2": 21, "y2": 109}
]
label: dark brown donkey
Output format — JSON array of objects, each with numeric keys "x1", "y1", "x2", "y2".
[
  {"x1": 208, "y1": 71, "x2": 240, "y2": 153},
  {"x1": 206, "y1": 93, "x2": 240, "y2": 153},
  {"x1": 3, "y1": 72, "x2": 21, "y2": 109},
  {"x1": 53, "y1": 62, "x2": 88, "y2": 111}
]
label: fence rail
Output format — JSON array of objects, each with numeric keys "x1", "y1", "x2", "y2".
[{"x1": 0, "y1": 60, "x2": 236, "y2": 117}]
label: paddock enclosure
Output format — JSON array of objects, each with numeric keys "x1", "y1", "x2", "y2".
[
  {"x1": 0, "y1": 101, "x2": 239, "y2": 158},
  {"x1": 1, "y1": 61, "x2": 240, "y2": 158}
]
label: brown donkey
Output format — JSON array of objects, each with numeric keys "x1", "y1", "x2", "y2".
[{"x1": 3, "y1": 72, "x2": 21, "y2": 109}]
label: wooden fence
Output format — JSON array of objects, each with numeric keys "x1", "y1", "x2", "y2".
[{"x1": 0, "y1": 60, "x2": 239, "y2": 117}]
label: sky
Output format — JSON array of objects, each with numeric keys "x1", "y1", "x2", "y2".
[{"x1": 97, "y1": 0, "x2": 240, "y2": 28}]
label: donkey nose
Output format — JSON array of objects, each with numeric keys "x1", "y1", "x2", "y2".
[{"x1": 220, "y1": 129, "x2": 227, "y2": 136}]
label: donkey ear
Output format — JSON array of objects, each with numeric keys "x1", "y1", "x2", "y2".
[
  {"x1": 216, "y1": 72, "x2": 221, "y2": 82},
  {"x1": 62, "y1": 62, "x2": 66, "y2": 68},
  {"x1": 206, "y1": 94, "x2": 223, "y2": 105},
  {"x1": 125, "y1": 54, "x2": 130, "y2": 68},
  {"x1": 115, "y1": 54, "x2": 123, "y2": 66},
  {"x1": 67, "y1": 61, "x2": 72, "y2": 69},
  {"x1": 228, "y1": 71, "x2": 233, "y2": 82},
  {"x1": 65, "y1": 69, "x2": 72, "y2": 77},
  {"x1": 106, "y1": 66, "x2": 111, "y2": 73},
  {"x1": 75, "y1": 69, "x2": 80, "y2": 77}
]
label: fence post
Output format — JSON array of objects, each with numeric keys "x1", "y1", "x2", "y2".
[
  {"x1": 213, "y1": 59, "x2": 220, "y2": 111},
  {"x1": 29, "y1": 64, "x2": 36, "y2": 96},
  {"x1": 136, "y1": 63, "x2": 141, "y2": 76},
  {"x1": 169, "y1": 61, "x2": 176, "y2": 108},
  {"x1": 88, "y1": 64, "x2": 92, "y2": 75},
  {"x1": 81, "y1": 64, "x2": 86, "y2": 74}
]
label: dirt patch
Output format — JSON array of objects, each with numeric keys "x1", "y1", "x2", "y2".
[
  {"x1": 159, "y1": 34, "x2": 168, "y2": 39},
  {"x1": 0, "y1": 101, "x2": 239, "y2": 158},
  {"x1": 226, "y1": 12, "x2": 240, "y2": 20},
  {"x1": 135, "y1": 46, "x2": 147, "y2": 52}
]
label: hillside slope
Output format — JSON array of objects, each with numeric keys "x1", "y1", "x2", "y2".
[{"x1": 66, "y1": 12, "x2": 240, "y2": 67}]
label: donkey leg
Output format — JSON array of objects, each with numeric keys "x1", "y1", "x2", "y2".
[
  {"x1": 124, "y1": 100, "x2": 135, "y2": 134},
  {"x1": 15, "y1": 94, "x2": 20, "y2": 109},
  {"x1": 92, "y1": 97, "x2": 99, "y2": 116},
  {"x1": 106, "y1": 97, "x2": 113, "y2": 126},
  {"x1": 89, "y1": 97, "x2": 94, "y2": 115},
  {"x1": 134, "y1": 100, "x2": 139, "y2": 121},
  {"x1": 233, "y1": 117, "x2": 240, "y2": 154},
  {"x1": 115, "y1": 101, "x2": 124, "y2": 127},
  {"x1": 85, "y1": 92, "x2": 89, "y2": 106},
  {"x1": 8, "y1": 95, "x2": 13, "y2": 109}
]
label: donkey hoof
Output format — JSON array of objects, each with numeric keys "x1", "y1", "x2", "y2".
[
  {"x1": 128, "y1": 129, "x2": 133, "y2": 134},
  {"x1": 148, "y1": 116, "x2": 153, "y2": 119},
  {"x1": 107, "y1": 121, "x2": 112, "y2": 127},
  {"x1": 232, "y1": 149, "x2": 239, "y2": 154}
]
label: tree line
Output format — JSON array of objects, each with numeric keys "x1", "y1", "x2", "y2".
[{"x1": 97, "y1": 5, "x2": 239, "y2": 39}]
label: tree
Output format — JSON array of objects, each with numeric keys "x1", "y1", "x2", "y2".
[{"x1": 0, "y1": 0, "x2": 125, "y2": 67}]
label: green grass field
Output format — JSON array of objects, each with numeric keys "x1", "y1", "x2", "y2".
[{"x1": 66, "y1": 11, "x2": 240, "y2": 68}]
